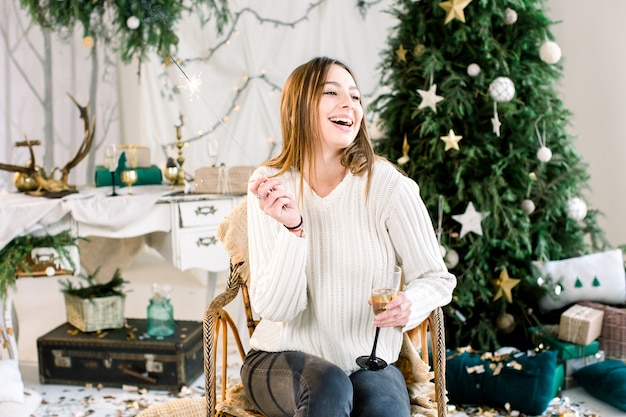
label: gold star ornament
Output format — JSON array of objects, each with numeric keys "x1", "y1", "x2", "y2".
[
  {"x1": 492, "y1": 268, "x2": 521, "y2": 304},
  {"x1": 440, "y1": 129, "x2": 462, "y2": 151},
  {"x1": 439, "y1": 0, "x2": 473, "y2": 24},
  {"x1": 396, "y1": 44, "x2": 408, "y2": 62}
]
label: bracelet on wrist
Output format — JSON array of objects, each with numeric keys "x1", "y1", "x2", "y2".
[{"x1": 284, "y1": 215, "x2": 303, "y2": 230}]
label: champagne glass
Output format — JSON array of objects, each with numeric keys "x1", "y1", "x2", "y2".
[
  {"x1": 121, "y1": 170, "x2": 138, "y2": 195},
  {"x1": 356, "y1": 265, "x2": 402, "y2": 370},
  {"x1": 207, "y1": 136, "x2": 218, "y2": 167},
  {"x1": 164, "y1": 166, "x2": 179, "y2": 189},
  {"x1": 104, "y1": 144, "x2": 118, "y2": 196}
]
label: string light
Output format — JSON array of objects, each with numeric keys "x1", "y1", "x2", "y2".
[{"x1": 160, "y1": 0, "x2": 387, "y2": 164}]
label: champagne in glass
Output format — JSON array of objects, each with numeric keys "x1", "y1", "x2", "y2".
[
  {"x1": 104, "y1": 144, "x2": 118, "y2": 196},
  {"x1": 121, "y1": 170, "x2": 138, "y2": 195},
  {"x1": 356, "y1": 265, "x2": 402, "y2": 370}
]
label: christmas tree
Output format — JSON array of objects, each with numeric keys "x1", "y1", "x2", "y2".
[{"x1": 372, "y1": 0, "x2": 609, "y2": 351}]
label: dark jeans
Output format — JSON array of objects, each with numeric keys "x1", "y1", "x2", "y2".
[{"x1": 240, "y1": 349, "x2": 411, "y2": 417}]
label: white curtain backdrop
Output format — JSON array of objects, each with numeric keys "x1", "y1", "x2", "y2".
[
  {"x1": 0, "y1": 0, "x2": 395, "y2": 191},
  {"x1": 1, "y1": 0, "x2": 625, "y2": 246}
]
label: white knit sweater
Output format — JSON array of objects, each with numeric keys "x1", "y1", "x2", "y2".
[{"x1": 246, "y1": 159, "x2": 456, "y2": 373}]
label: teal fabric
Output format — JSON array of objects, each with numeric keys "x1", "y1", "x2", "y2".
[
  {"x1": 573, "y1": 360, "x2": 626, "y2": 411},
  {"x1": 446, "y1": 350, "x2": 557, "y2": 415}
]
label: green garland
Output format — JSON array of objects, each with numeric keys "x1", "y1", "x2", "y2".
[
  {"x1": 0, "y1": 230, "x2": 78, "y2": 299},
  {"x1": 18, "y1": 0, "x2": 230, "y2": 63}
]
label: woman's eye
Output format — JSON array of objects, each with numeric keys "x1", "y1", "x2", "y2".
[
  {"x1": 352, "y1": 95, "x2": 361, "y2": 101},
  {"x1": 324, "y1": 90, "x2": 337, "y2": 96}
]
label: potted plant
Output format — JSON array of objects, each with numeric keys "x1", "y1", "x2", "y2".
[{"x1": 59, "y1": 267, "x2": 128, "y2": 333}]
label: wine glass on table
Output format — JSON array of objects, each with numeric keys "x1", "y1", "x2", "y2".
[
  {"x1": 104, "y1": 144, "x2": 118, "y2": 196},
  {"x1": 356, "y1": 265, "x2": 402, "y2": 371},
  {"x1": 121, "y1": 149, "x2": 138, "y2": 195}
]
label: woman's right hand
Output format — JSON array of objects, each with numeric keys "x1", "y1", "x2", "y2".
[{"x1": 249, "y1": 175, "x2": 302, "y2": 229}]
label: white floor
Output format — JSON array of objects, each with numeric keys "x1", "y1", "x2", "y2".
[{"x1": 7, "y1": 246, "x2": 625, "y2": 416}]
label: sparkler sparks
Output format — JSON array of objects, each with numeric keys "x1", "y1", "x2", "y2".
[{"x1": 167, "y1": 54, "x2": 254, "y2": 165}]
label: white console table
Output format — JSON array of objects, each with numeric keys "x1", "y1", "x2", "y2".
[
  {"x1": 0, "y1": 185, "x2": 242, "y2": 272},
  {"x1": 0, "y1": 185, "x2": 243, "y2": 360}
]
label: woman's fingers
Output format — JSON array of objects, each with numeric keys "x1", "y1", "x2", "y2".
[{"x1": 374, "y1": 291, "x2": 411, "y2": 327}]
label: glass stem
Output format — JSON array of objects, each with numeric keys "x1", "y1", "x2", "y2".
[
  {"x1": 369, "y1": 327, "x2": 381, "y2": 361},
  {"x1": 110, "y1": 171, "x2": 116, "y2": 196}
]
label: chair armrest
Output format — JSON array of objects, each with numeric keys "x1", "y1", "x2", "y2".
[{"x1": 203, "y1": 261, "x2": 247, "y2": 417}]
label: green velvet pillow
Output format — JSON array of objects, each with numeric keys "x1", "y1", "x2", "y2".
[
  {"x1": 573, "y1": 360, "x2": 626, "y2": 411},
  {"x1": 446, "y1": 350, "x2": 557, "y2": 415}
]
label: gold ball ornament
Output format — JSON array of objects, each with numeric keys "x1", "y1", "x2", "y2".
[
  {"x1": 13, "y1": 172, "x2": 38, "y2": 192},
  {"x1": 566, "y1": 197, "x2": 587, "y2": 221},
  {"x1": 489, "y1": 76, "x2": 515, "y2": 103},
  {"x1": 496, "y1": 312, "x2": 516, "y2": 333},
  {"x1": 82, "y1": 36, "x2": 94, "y2": 48},
  {"x1": 539, "y1": 40, "x2": 562, "y2": 64}
]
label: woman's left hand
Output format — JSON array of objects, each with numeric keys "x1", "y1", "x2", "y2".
[{"x1": 373, "y1": 291, "x2": 411, "y2": 328}]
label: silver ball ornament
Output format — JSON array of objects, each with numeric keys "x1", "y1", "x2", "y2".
[
  {"x1": 566, "y1": 197, "x2": 587, "y2": 221},
  {"x1": 489, "y1": 77, "x2": 515, "y2": 103},
  {"x1": 539, "y1": 40, "x2": 562, "y2": 64},
  {"x1": 521, "y1": 199, "x2": 536, "y2": 214},
  {"x1": 467, "y1": 63, "x2": 481, "y2": 77},
  {"x1": 126, "y1": 16, "x2": 141, "y2": 30},
  {"x1": 444, "y1": 249, "x2": 459, "y2": 269},
  {"x1": 504, "y1": 8, "x2": 518, "y2": 25},
  {"x1": 537, "y1": 146, "x2": 552, "y2": 162}
]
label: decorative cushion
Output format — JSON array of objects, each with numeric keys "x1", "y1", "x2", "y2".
[
  {"x1": 573, "y1": 359, "x2": 626, "y2": 411},
  {"x1": 534, "y1": 249, "x2": 626, "y2": 311},
  {"x1": 0, "y1": 359, "x2": 24, "y2": 403},
  {"x1": 446, "y1": 349, "x2": 557, "y2": 415}
]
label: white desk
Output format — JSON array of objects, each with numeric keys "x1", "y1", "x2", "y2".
[{"x1": 0, "y1": 185, "x2": 243, "y2": 325}]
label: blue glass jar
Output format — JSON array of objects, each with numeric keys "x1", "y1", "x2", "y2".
[{"x1": 147, "y1": 284, "x2": 175, "y2": 337}]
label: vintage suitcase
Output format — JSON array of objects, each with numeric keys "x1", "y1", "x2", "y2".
[{"x1": 37, "y1": 318, "x2": 203, "y2": 391}]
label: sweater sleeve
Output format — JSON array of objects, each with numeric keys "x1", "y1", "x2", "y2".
[
  {"x1": 246, "y1": 170, "x2": 309, "y2": 323},
  {"x1": 385, "y1": 174, "x2": 457, "y2": 331}
]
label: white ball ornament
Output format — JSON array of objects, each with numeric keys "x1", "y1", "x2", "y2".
[
  {"x1": 45, "y1": 266, "x2": 56, "y2": 277},
  {"x1": 537, "y1": 146, "x2": 552, "y2": 162},
  {"x1": 489, "y1": 77, "x2": 515, "y2": 103},
  {"x1": 566, "y1": 197, "x2": 587, "y2": 221},
  {"x1": 539, "y1": 40, "x2": 562, "y2": 64},
  {"x1": 504, "y1": 8, "x2": 518, "y2": 25},
  {"x1": 467, "y1": 63, "x2": 481, "y2": 77},
  {"x1": 444, "y1": 249, "x2": 459, "y2": 269},
  {"x1": 439, "y1": 245, "x2": 447, "y2": 257},
  {"x1": 126, "y1": 16, "x2": 141, "y2": 30},
  {"x1": 521, "y1": 199, "x2": 536, "y2": 214}
]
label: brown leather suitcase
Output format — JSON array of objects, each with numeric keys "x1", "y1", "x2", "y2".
[{"x1": 37, "y1": 318, "x2": 203, "y2": 391}]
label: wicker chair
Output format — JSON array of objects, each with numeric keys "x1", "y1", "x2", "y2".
[{"x1": 138, "y1": 199, "x2": 448, "y2": 417}]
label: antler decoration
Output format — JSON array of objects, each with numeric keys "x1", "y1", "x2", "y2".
[
  {"x1": 0, "y1": 94, "x2": 95, "y2": 197},
  {"x1": 55, "y1": 93, "x2": 96, "y2": 185}
]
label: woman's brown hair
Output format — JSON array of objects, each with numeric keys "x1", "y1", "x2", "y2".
[{"x1": 264, "y1": 56, "x2": 377, "y2": 200}]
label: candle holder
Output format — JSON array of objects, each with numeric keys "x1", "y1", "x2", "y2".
[{"x1": 174, "y1": 115, "x2": 186, "y2": 186}]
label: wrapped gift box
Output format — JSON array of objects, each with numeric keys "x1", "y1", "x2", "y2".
[
  {"x1": 95, "y1": 165, "x2": 163, "y2": 187},
  {"x1": 117, "y1": 144, "x2": 151, "y2": 168},
  {"x1": 530, "y1": 325, "x2": 600, "y2": 360},
  {"x1": 563, "y1": 350, "x2": 605, "y2": 389},
  {"x1": 194, "y1": 165, "x2": 254, "y2": 194},
  {"x1": 558, "y1": 304, "x2": 604, "y2": 346}
]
